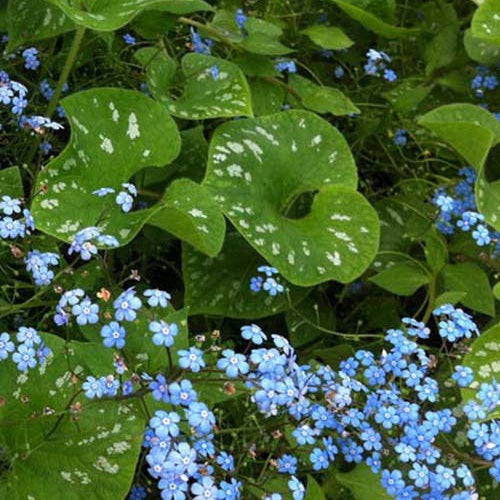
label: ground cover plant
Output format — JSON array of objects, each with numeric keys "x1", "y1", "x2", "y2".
[{"x1": 0, "y1": 0, "x2": 499, "y2": 499}]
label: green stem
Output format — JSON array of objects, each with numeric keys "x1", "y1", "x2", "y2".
[
  {"x1": 46, "y1": 26, "x2": 86, "y2": 118},
  {"x1": 422, "y1": 275, "x2": 437, "y2": 323}
]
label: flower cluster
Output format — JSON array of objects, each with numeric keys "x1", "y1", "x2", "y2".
[
  {"x1": 0, "y1": 70, "x2": 63, "y2": 133},
  {"x1": 123, "y1": 33, "x2": 137, "y2": 46},
  {"x1": 69, "y1": 283, "x2": 497, "y2": 500},
  {"x1": 250, "y1": 265, "x2": 285, "y2": 296},
  {"x1": 25, "y1": 250, "x2": 60, "y2": 286},
  {"x1": 67, "y1": 226, "x2": 119, "y2": 261},
  {"x1": 393, "y1": 128, "x2": 408, "y2": 146},
  {"x1": 432, "y1": 167, "x2": 500, "y2": 252},
  {"x1": 22, "y1": 47, "x2": 40, "y2": 70},
  {"x1": 275, "y1": 59, "x2": 297, "y2": 74},
  {"x1": 471, "y1": 66, "x2": 498, "y2": 98},
  {"x1": 364, "y1": 49, "x2": 397, "y2": 82},
  {"x1": 0, "y1": 326, "x2": 51, "y2": 372},
  {"x1": 93, "y1": 183, "x2": 138, "y2": 213},
  {"x1": 190, "y1": 28, "x2": 213, "y2": 55},
  {"x1": 0, "y1": 195, "x2": 35, "y2": 239},
  {"x1": 235, "y1": 9, "x2": 248, "y2": 31}
]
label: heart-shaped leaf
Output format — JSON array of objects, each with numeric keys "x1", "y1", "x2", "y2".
[
  {"x1": 471, "y1": 0, "x2": 500, "y2": 44},
  {"x1": 238, "y1": 17, "x2": 293, "y2": 55},
  {"x1": 0, "y1": 334, "x2": 144, "y2": 499},
  {"x1": 336, "y1": 464, "x2": 391, "y2": 499},
  {"x1": 370, "y1": 261, "x2": 430, "y2": 296},
  {"x1": 31, "y1": 88, "x2": 181, "y2": 246},
  {"x1": 301, "y1": 25, "x2": 354, "y2": 50},
  {"x1": 148, "y1": 179, "x2": 226, "y2": 257},
  {"x1": 48, "y1": 0, "x2": 211, "y2": 31},
  {"x1": 183, "y1": 233, "x2": 310, "y2": 319},
  {"x1": 203, "y1": 110, "x2": 380, "y2": 286},
  {"x1": 162, "y1": 53, "x2": 253, "y2": 120},
  {"x1": 462, "y1": 323, "x2": 500, "y2": 420},
  {"x1": 7, "y1": 0, "x2": 74, "y2": 50},
  {"x1": 326, "y1": 0, "x2": 420, "y2": 38}
]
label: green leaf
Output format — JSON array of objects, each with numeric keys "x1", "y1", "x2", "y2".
[
  {"x1": 250, "y1": 78, "x2": 286, "y2": 116},
  {"x1": 31, "y1": 88, "x2": 181, "y2": 247},
  {"x1": 286, "y1": 291, "x2": 336, "y2": 348},
  {"x1": 301, "y1": 25, "x2": 354, "y2": 50},
  {"x1": 0, "y1": 166, "x2": 23, "y2": 198},
  {"x1": 432, "y1": 291, "x2": 467, "y2": 309},
  {"x1": 337, "y1": 464, "x2": 391, "y2": 500},
  {"x1": 182, "y1": 232, "x2": 310, "y2": 319},
  {"x1": 462, "y1": 323, "x2": 500, "y2": 419},
  {"x1": 424, "y1": 230, "x2": 448, "y2": 274},
  {"x1": 464, "y1": 29, "x2": 500, "y2": 64},
  {"x1": 441, "y1": 262, "x2": 495, "y2": 316},
  {"x1": 203, "y1": 110, "x2": 380, "y2": 286},
  {"x1": 383, "y1": 80, "x2": 433, "y2": 113},
  {"x1": 370, "y1": 261, "x2": 430, "y2": 296},
  {"x1": 163, "y1": 53, "x2": 253, "y2": 120},
  {"x1": 7, "y1": 0, "x2": 74, "y2": 50},
  {"x1": 148, "y1": 179, "x2": 226, "y2": 257},
  {"x1": 305, "y1": 475, "x2": 326, "y2": 500},
  {"x1": 0, "y1": 334, "x2": 144, "y2": 499},
  {"x1": 134, "y1": 47, "x2": 177, "y2": 99},
  {"x1": 326, "y1": 0, "x2": 420, "y2": 38},
  {"x1": 48, "y1": 0, "x2": 210, "y2": 31},
  {"x1": 471, "y1": 0, "x2": 500, "y2": 45},
  {"x1": 422, "y1": 2, "x2": 459, "y2": 76},
  {"x1": 418, "y1": 103, "x2": 500, "y2": 168},
  {"x1": 288, "y1": 74, "x2": 360, "y2": 116},
  {"x1": 494, "y1": 282, "x2": 500, "y2": 300},
  {"x1": 234, "y1": 53, "x2": 281, "y2": 78},
  {"x1": 238, "y1": 17, "x2": 293, "y2": 55}
]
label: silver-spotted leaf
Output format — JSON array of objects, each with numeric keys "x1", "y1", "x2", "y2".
[
  {"x1": 471, "y1": 0, "x2": 500, "y2": 45},
  {"x1": 0, "y1": 334, "x2": 144, "y2": 499},
  {"x1": 464, "y1": 28, "x2": 500, "y2": 64},
  {"x1": 203, "y1": 110, "x2": 380, "y2": 286},
  {"x1": 31, "y1": 88, "x2": 181, "y2": 246},
  {"x1": 163, "y1": 53, "x2": 253, "y2": 120},
  {"x1": 183, "y1": 233, "x2": 310, "y2": 319},
  {"x1": 48, "y1": 0, "x2": 211, "y2": 31},
  {"x1": 462, "y1": 323, "x2": 500, "y2": 420},
  {"x1": 148, "y1": 179, "x2": 226, "y2": 257},
  {"x1": 7, "y1": 0, "x2": 74, "y2": 50}
]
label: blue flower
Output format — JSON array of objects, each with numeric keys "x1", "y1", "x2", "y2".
[
  {"x1": 393, "y1": 128, "x2": 408, "y2": 146},
  {"x1": 72, "y1": 298, "x2": 99, "y2": 325},
  {"x1": 123, "y1": 33, "x2": 136, "y2": 45},
  {"x1": 168, "y1": 442, "x2": 198, "y2": 476},
  {"x1": 263, "y1": 277, "x2": 284, "y2": 296},
  {"x1": 217, "y1": 349, "x2": 249, "y2": 377},
  {"x1": 149, "y1": 320, "x2": 178, "y2": 347},
  {"x1": 216, "y1": 451, "x2": 234, "y2": 471},
  {"x1": 178, "y1": 347, "x2": 205, "y2": 372},
  {"x1": 0, "y1": 195, "x2": 21, "y2": 215},
  {"x1": 190, "y1": 28, "x2": 213, "y2": 55},
  {"x1": 0, "y1": 332, "x2": 15, "y2": 360},
  {"x1": 0, "y1": 216, "x2": 24, "y2": 238},
  {"x1": 275, "y1": 59, "x2": 297, "y2": 73},
  {"x1": 472, "y1": 224, "x2": 491, "y2": 246},
  {"x1": 310, "y1": 447, "x2": 329, "y2": 470},
  {"x1": 169, "y1": 379, "x2": 197, "y2": 406},
  {"x1": 288, "y1": 476, "x2": 305, "y2": 500},
  {"x1": 235, "y1": 9, "x2": 247, "y2": 30},
  {"x1": 241, "y1": 324, "x2": 267, "y2": 344},
  {"x1": 452, "y1": 365, "x2": 474, "y2": 387},
  {"x1": 218, "y1": 478, "x2": 241, "y2": 500},
  {"x1": 187, "y1": 402, "x2": 215, "y2": 435},
  {"x1": 101, "y1": 321, "x2": 126, "y2": 349},
  {"x1": 11, "y1": 344, "x2": 36, "y2": 371},
  {"x1": 150, "y1": 410, "x2": 181, "y2": 438},
  {"x1": 191, "y1": 477, "x2": 218, "y2": 500},
  {"x1": 114, "y1": 288, "x2": 142, "y2": 321},
  {"x1": 381, "y1": 469, "x2": 405, "y2": 496},
  {"x1": 210, "y1": 65, "x2": 219, "y2": 80},
  {"x1": 83, "y1": 375, "x2": 105, "y2": 399},
  {"x1": 144, "y1": 288, "x2": 171, "y2": 308},
  {"x1": 92, "y1": 187, "x2": 115, "y2": 197},
  {"x1": 128, "y1": 485, "x2": 147, "y2": 500},
  {"x1": 116, "y1": 190, "x2": 134, "y2": 213},
  {"x1": 334, "y1": 65, "x2": 345, "y2": 79},
  {"x1": 277, "y1": 454, "x2": 297, "y2": 474},
  {"x1": 22, "y1": 47, "x2": 40, "y2": 70}
]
